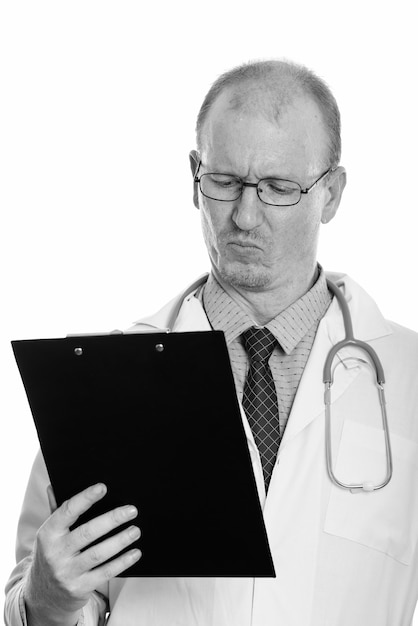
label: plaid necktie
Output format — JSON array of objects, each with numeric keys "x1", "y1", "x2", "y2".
[{"x1": 242, "y1": 327, "x2": 280, "y2": 491}]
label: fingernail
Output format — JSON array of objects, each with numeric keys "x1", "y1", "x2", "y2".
[
  {"x1": 92, "y1": 483, "x2": 106, "y2": 495},
  {"x1": 123, "y1": 505, "x2": 138, "y2": 517},
  {"x1": 130, "y1": 549, "x2": 141, "y2": 561},
  {"x1": 128, "y1": 526, "x2": 141, "y2": 540}
]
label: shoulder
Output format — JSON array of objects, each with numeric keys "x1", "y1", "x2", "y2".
[
  {"x1": 383, "y1": 319, "x2": 418, "y2": 359},
  {"x1": 326, "y1": 270, "x2": 418, "y2": 358}
]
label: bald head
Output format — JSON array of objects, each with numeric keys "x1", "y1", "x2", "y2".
[
  {"x1": 196, "y1": 59, "x2": 341, "y2": 170},
  {"x1": 219, "y1": 67, "x2": 301, "y2": 117}
]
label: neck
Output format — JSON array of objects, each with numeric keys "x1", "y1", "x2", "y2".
[{"x1": 212, "y1": 264, "x2": 319, "y2": 326}]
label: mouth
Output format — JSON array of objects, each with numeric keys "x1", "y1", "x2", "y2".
[
  {"x1": 228, "y1": 236, "x2": 263, "y2": 248},
  {"x1": 228, "y1": 240, "x2": 263, "y2": 252}
]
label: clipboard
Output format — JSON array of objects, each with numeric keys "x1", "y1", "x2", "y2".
[{"x1": 12, "y1": 331, "x2": 275, "y2": 578}]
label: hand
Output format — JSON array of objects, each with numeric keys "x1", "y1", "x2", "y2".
[{"x1": 24, "y1": 483, "x2": 141, "y2": 626}]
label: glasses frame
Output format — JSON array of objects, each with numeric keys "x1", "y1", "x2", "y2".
[{"x1": 194, "y1": 161, "x2": 336, "y2": 207}]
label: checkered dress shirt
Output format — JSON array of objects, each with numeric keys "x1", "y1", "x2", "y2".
[{"x1": 196, "y1": 267, "x2": 332, "y2": 436}]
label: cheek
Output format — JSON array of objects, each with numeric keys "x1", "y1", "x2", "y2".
[
  {"x1": 200, "y1": 200, "x2": 228, "y2": 244},
  {"x1": 200, "y1": 204, "x2": 215, "y2": 243},
  {"x1": 200, "y1": 211, "x2": 214, "y2": 252},
  {"x1": 271, "y1": 205, "x2": 322, "y2": 255}
]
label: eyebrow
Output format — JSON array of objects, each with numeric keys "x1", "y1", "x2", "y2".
[{"x1": 204, "y1": 165, "x2": 298, "y2": 181}]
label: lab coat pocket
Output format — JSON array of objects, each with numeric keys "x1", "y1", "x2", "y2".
[{"x1": 324, "y1": 420, "x2": 418, "y2": 564}]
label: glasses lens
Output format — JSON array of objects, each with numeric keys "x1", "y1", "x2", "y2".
[
  {"x1": 259, "y1": 179, "x2": 301, "y2": 206},
  {"x1": 200, "y1": 173, "x2": 242, "y2": 201}
]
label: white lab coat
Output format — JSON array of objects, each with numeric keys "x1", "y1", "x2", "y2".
[{"x1": 5, "y1": 272, "x2": 418, "y2": 626}]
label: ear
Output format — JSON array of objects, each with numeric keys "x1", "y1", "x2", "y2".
[
  {"x1": 189, "y1": 150, "x2": 200, "y2": 210},
  {"x1": 321, "y1": 166, "x2": 347, "y2": 224}
]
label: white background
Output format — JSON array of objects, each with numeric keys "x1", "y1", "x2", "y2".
[{"x1": 1, "y1": 0, "x2": 417, "y2": 618}]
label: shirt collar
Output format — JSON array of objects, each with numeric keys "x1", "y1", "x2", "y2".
[{"x1": 201, "y1": 266, "x2": 332, "y2": 354}]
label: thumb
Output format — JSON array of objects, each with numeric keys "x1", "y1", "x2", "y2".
[{"x1": 46, "y1": 484, "x2": 58, "y2": 514}]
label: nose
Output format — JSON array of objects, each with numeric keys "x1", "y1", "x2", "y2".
[{"x1": 232, "y1": 183, "x2": 264, "y2": 231}]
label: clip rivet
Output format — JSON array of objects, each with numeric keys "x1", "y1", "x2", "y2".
[
  {"x1": 74, "y1": 347, "x2": 83, "y2": 356},
  {"x1": 155, "y1": 343, "x2": 164, "y2": 352}
]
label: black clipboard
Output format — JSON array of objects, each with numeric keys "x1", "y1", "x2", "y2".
[{"x1": 12, "y1": 331, "x2": 275, "y2": 578}]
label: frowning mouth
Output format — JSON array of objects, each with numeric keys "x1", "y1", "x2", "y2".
[{"x1": 228, "y1": 240, "x2": 263, "y2": 251}]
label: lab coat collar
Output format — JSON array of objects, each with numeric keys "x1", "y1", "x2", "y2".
[
  {"x1": 128, "y1": 274, "x2": 210, "y2": 333},
  {"x1": 324, "y1": 271, "x2": 392, "y2": 344},
  {"x1": 129, "y1": 271, "x2": 392, "y2": 342}
]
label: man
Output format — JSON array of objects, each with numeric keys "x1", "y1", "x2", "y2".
[{"x1": 5, "y1": 59, "x2": 418, "y2": 625}]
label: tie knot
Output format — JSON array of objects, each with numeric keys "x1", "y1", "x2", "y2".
[{"x1": 242, "y1": 327, "x2": 277, "y2": 362}]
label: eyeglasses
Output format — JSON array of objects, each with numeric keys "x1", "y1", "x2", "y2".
[{"x1": 194, "y1": 161, "x2": 335, "y2": 207}]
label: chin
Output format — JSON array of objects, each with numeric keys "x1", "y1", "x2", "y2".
[{"x1": 218, "y1": 262, "x2": 272, "y2": 291}]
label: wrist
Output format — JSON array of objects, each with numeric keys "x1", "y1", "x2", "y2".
[{"x1": 23, "y1": 583, "x2": 82, "y2": 626}]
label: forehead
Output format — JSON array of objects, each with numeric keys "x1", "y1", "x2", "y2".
[{"x1": 201, "y1": 88, "x2": 329, "y2": 178}]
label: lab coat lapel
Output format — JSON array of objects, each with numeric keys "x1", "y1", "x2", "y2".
[
  {"x1": 129, "y1": 274, "x2": 210, "y2": 333},
  {"x1": 172, "y1": 294, "x2": 212, "y2": 332}
]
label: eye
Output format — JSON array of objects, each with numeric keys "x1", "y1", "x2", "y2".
[
  {"x1": 263, "y1": 180, "x2": 296, "y2": 195},
  {"x1": 207, "y1": 174, "x2": 240, "y2": 189}
]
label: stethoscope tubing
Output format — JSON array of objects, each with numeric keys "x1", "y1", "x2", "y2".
[
  {"x1": 323, "y1": 279, "x2": 393, "y2": 493},
  {"x1": 323, "y1": 280, "x2": 385, "y2": 385}
]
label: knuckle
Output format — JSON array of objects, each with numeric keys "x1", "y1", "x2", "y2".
[
  {"x1": 78, "y1": 522, "x2": 93, "y2": 545},
  {"x1": 110, "y1": 507, "x2": 124, "y2": 526},
  {"x1": 88, "y1": 546, "x2": 101, "y2": 565},
  {"x1": 65, "y1": 578, "x2": 82, "y2": 598},
  {"x1": 99, "y1": 550, "x2": 139, "y2": 581},
  {"x1": 123, "y1": 531, "x2": 133, "y2": 547},
  {"x1": 102, "y1": 563, "x2": 115, "y2": 580},
  {"x1": 54, "y1": 566, "x2": 68, "y2": 586},
  {"x1": 61, "y1": 498, "x2": 75, "y2": 519},
  {"x1": 108, "y1": 505, "x2": 137, "y2": 528}
]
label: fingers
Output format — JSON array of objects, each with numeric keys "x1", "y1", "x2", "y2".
[
  {"x1": 77, "y1": 524, "x2": 141, "y2": 573},
  {"x1": 29, "y1": 482, "x2": 142, "y2": 618},
  {"x1": 70, "y1": 504, "x2": 139, "y2": 552},
  {"x1": 85, "y1": 547, "x2": 142, "y2": 589},
  {"x1": 50, "y1": 483, "x2": 108, "y2": 533}
]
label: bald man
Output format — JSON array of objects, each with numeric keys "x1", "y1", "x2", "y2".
[{"x1": 5, "y1": 60, "x2": 418, "y2": 626}]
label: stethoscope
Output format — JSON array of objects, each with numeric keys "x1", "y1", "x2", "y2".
[
  {"x1": 324, "y1": 279, "x2": 393, "y2": 493},
  {"x1": 168, "y1": 274, "x2": 393, "y2": 494}
]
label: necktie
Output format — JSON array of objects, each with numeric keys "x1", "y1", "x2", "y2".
[{"x1": 242, "y1": 327, "x2": 280, "y2": 491}]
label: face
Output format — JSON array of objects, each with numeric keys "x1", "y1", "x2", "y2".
[{"x1": 192, "y1": 91, "x2": 344, "y2": 293}]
